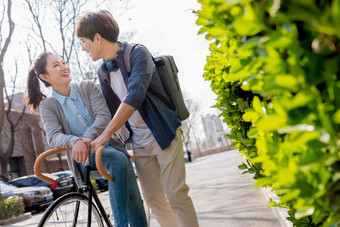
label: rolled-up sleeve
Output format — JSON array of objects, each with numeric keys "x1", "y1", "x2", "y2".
[{"x1": 123, "y1": 45, "x2": 155, "y2": 109}]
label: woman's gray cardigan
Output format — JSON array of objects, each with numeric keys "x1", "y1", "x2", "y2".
[{"x1": 39, "y1": 80, "x2": 128, "y2": 187}]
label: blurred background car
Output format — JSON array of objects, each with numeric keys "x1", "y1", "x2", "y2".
[
  {"x1": 95, "y1": 177, "x2": 108, "y2": 192},
  {"x1": 9, "y1": 174, "x2": 73, "y2": 199},
  {"x1": 0, "y1": 181, "x2": 53, "y2": 211},
  {"x1": 52, "y1": 170, "x2": 108, "y2": 192},
  {"x1": 52, "y1": 170, "x2": 76, "y2": 191}
]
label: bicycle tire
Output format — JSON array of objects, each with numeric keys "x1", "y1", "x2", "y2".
[{"x1": 38, "y1": 192, "x2": 105, "y2": 227}]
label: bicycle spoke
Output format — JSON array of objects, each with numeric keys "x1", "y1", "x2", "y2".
[{"x1": 39, "y1": 193, "x2": 104, "y2": 227}]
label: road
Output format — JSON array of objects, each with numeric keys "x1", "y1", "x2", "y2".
[{"x1": 4, "y1": 149, "x2": 281, "y2": 227}]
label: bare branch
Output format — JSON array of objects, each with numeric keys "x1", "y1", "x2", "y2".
[
  {"x1": 24, "y1": 0, "x2": 47, "y2": 51},
  {"x1": 0, "y1": 4, "x2": 6, "y2": 45},
  {"x1": 181, "y1": 95, "x2": 201, "y2": 153},
  {"x1": 0, "y1": 0, "x2": 15, "y2": 133}
]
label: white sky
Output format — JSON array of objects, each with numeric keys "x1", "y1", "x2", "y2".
[{"x1": 119, "y1": 0, "x2": 219, "y2": 116}]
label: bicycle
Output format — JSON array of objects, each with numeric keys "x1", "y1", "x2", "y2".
[{"x1": 34, "y1": 145, "x2": 150, "y2": 227}]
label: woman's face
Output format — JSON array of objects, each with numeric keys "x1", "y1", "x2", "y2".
[{"x1": 41, "y1": 55, "x2": 71, "y2": 87}]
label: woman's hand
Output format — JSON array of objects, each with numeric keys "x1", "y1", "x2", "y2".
[
  {"x1": 81, "y1": 137, "x2": 92, "y2": 148},
  {"x1": 72, "y1": 139, "x2": 90, "y2": 165},
  {"x1": 91, "y1": 132, "x2": 111, "y2": 153}
]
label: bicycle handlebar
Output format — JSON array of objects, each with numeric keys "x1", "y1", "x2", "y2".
[
  {"x1": 95, "y1": 145, "x2": 113, "y2": 181},
  {"x1": 34, "y1": 145, "x2": 113, "y2": 184},
  {"x1": 34, "y1": 148, "x2": 71, "y2": 184}
]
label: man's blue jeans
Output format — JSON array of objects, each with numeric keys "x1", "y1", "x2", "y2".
[{"x1": 77, "y1": 143, "x2": 147, "y2": 227}]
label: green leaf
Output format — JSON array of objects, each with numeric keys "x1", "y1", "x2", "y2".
[
  {"x1": 242, "y1": 111, "x2": 260, "y2": 123},
  {"x1": 295, "y1": 208, "x2": 315, "y2": 219},
  {"x1": 230, "y1": 141, "x2": 238, "y2": 147},
  {"x1": 289, "y1": 91, "x2": 314, "y2": 110},
  {"x1": 209, "y1": 27, "x2": 226, "y2": 37},
  {"x1": 238, "y1": 163, "x2": 248, "y2": 170},
  {"x1": 275, "y1": 74, "x2": 299, "y2": 90},
  {"x1": 268, "y1": 199, "x2": 278, "y2": 207},
  {"x1": 254, "y1": 177, "x2": 273, "y2": 188},
  {"x1": 247, "y1": 127, "x2": 258, "y2": 138},
  {"x1": 297, "y1": 151, "x2": 323, "y2": 170},
  {"x1": 280, "y1": 190, "x2": 300, "y2": 203},
  {"x1": 252, "y1": 96, "x2": 264, "y2": 115},
  {"x1": 242, "y1": 170, "x2": 249, "y2": 174},
  {"x1": 229, "y1": 58, "x2": 251, "y2": 74},
  {"x1": 333, "y1": 109, "x2": 340, "y2": 123},
  {"x1": 233, "y1": 18, "x2": 264, "y2": 36},
  {"x1": 256, "y1": 115, "x2": 286, "y2": 131},
  {"x1": 265, "y1": 31, "x2": 292, "y2": 49}
]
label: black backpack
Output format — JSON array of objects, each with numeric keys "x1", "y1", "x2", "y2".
[{"x1": 98, "y1": 43, "x2": 190, "y2": 121}]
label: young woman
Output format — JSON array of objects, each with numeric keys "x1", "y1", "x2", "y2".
[{"x1": 25, "y1": 52, "x2": 147, "y2": 227}]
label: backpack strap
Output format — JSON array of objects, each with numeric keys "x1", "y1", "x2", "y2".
[
  {"x1": 98, "y1": 66, "x2": 110, "y2": 87},
  {"x1": 124, "y1": 43, "x2": 138, "y2": 75},
  {"x1": 123, "y1": 43, "x2": 177, "y2": 115}
]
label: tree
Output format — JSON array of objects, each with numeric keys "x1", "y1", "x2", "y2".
[
  {"x1": 0, "y1": 0, "x2": 15, "y2": 184},
  {"x1": 0, "y1": 61, "x2": 27, "y2": 181},
  {"x1": 182, "y1": 95, "x2": 201, "y2": 155},
  {"x1": 0, "y1": 0, "x2": 14, "y2": 134},
  {"x1": 23, "y1": 0, "x2": 134, "y2": 82},
  {"x1": 23, "y1": 0, "x2": 89, "y2": 80}
]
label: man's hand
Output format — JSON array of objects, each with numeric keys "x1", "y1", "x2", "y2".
[
  {"x1": 72, "y1": 139, "x2": 89, "y2": 165},
  {"x1": 91, "y1": 132, "x2": 111, "y2": 154},
  {"x1": 91, "y1": 102, "x2": 136, "y2": 153}
]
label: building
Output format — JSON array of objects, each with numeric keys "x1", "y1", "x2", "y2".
[
  {"x1": 201, "y1": 114, "x2": 229, "y2": 150},
  {"x1": 0, "y1": 93, "x2": 66, "y2": 181}
]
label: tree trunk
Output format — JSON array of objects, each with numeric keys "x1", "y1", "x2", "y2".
[
  {"x1": 0, "y1": 141, "x2": 10, "y2": 182},
  {"x1": 0, "y1": 0, "x2": 15, "y2": 133}
]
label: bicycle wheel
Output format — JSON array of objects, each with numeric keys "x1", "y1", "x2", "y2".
[{"x1": 38, "y1": 192, "x2": 105, "y2": 227}]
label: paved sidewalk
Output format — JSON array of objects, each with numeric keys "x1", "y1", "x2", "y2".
[
  {"x1": 176, "y1": 149, "x2": 281, "y2": 227},
  {"x1": 5, "y1": 149, "x2": 282, "y2": 227},
  {"x1": 148, "y1": 149, "x2": 281, "y2": 227}
]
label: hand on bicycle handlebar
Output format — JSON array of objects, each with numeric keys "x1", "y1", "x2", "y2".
[
  {"x1": 72, "y1": 139, "x2": 90, "y2": 164},
  {"x1": 82, "y1": 137, "x2": 92, "y2": 148},
  {"x1": 91, "y1": 131, "x2": 111, "y2": 154}
]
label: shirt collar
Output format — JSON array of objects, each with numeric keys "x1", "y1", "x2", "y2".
[{"x1": 52, "y1": 83, "x2": 77, "y2": 104}]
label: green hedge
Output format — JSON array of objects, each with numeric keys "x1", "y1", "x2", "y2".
[
  {"x1": 0, "y1": 196, "x2": 25, "y2": 220},
  {"x1": 196, "y1": 0, "x2": 340, "y2": 226}
]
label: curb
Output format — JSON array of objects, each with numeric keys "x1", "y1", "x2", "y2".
[
  {"x1": 240, "y1": 155, "x2": 292, "y2": 227},
  {"x1": 0, "y1": 212, "x2": 32, "y2": 226},
  {"x1": 260, "y1": 187, "x2": 293, "y2": 227}
]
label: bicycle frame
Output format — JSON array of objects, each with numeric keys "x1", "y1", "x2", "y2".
[{"x1": 82, "y1": 164, "x2": 112, "y2": 227}]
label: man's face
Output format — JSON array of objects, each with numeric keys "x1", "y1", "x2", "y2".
[{"x1": 79, "y1": 35, "x2": 101, "y2": 61}]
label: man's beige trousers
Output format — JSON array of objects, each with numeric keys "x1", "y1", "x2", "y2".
[{"x1": 133, "y1": 128, "x2": 199, "y2": 227}]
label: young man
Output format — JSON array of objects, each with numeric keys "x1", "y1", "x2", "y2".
[{"x1": 76, "y1": 10, "x2": 199, "y2": 227}]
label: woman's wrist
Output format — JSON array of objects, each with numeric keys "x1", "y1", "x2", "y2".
[{"x1": 74, "y1": 138, "x2": 83, "y2": 145}]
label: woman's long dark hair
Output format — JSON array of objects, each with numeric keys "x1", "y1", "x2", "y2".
[{"x1": 25, "y1": 52, "x2": 53, "y2": 110}]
